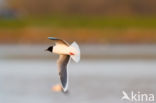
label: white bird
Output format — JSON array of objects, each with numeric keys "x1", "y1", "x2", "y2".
[{"x1": 46, "y1": 37, "x2": 80, "y2": 92}]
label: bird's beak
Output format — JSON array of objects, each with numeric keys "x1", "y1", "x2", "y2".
[
  {"x1": 45, "y1": 49, "x2": 48, "y2": 51},
  {"x1": 46, "y1": 46, "x2": 53, "y2": 52}
]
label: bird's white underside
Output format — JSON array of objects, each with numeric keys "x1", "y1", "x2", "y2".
[
  {"x1": 51, "y1": 40, "x2": 80, "y2": 92},
  {"x1": 53, "y1": 44, "x2": 79, "y2": 55},
  {"x1": 53, "y1": 42, "x2": 80, "y2": 63},
  {"x1": 53, "y1": 44, "x2": 70, "y2": 55}
]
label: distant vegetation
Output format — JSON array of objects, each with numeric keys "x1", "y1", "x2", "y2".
[
  {"x1": 0, "y1": 16, "x2": 156, "y2": 29},
  {"x1": 5, "y1": 0, "x2": 156, "y2": 16},
  {"x1": 0, "y1": 16, "x2": 156, "y2": 44},
  {"x1": 0, "y1": 0, "x2": 156, "y2": 44}
]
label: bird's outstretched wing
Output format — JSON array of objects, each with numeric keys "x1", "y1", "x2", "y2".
[
  {"x1": 48, "y1": 37, "x2": 69, "y2": 46},
  {"x1": 57, "y1": 55, "x2": 70, "y2": 92}
]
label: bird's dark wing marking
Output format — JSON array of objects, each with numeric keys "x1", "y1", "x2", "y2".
[{"x1": 57, "y1": 55, "x2": 70, "y2": 91}]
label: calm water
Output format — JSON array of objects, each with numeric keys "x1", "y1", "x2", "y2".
[
  {"x1": 0, "y1": 45, "x2": 156, "y2": 103},
  {"x1": 0, "y1": 59, "x2": 156, "y2": 103}
]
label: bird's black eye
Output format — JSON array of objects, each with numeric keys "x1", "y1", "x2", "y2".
[{"x1": 46, "y1": 46, "x2": 53, "y2": 52}]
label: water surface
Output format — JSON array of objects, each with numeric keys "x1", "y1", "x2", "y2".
[{"x1": 0, "y1": 59, "x2": 156, "y2": 103}]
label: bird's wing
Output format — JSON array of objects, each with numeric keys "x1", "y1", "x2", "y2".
[
  {"x1": 48, "y1": 37, "x2": 69, "y2": 46},
  {"x1": 57, "y1": 55, "x2": 70, "y2": 92}
]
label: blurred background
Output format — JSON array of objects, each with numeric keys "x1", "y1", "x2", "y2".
[{"x1": 0, "y1": 0, "x2": 156, "y2": 103}]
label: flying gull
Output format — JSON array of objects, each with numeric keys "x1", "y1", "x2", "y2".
[{"x1": 46, "y1": 37, "x2": 80, "y2": 92}]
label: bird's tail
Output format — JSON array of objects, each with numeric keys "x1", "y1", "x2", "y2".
[{"x1": 69, "y1": 41, "x2": 80, "y2": 63}]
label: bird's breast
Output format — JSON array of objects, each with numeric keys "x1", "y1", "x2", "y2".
[{"x1": 53, "y1": 45, "x2": 70, "y2": 55}]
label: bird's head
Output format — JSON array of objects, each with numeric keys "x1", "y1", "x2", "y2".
[{"x1": 46, "y1": 46, "x2": 53, "y2": 52}]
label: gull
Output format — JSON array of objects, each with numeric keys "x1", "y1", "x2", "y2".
[{"x1": 46, "y1": 37, "x2": 80, "y2": 92}]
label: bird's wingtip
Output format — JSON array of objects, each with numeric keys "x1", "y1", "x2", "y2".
[
  {"x1": 48, "y1": 37, "x2": 53, "y2": 39},
  {"x1": 48, "y1": 37, "x2": 58, "y2": 40}
]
